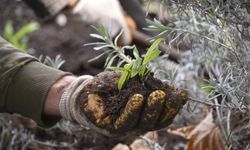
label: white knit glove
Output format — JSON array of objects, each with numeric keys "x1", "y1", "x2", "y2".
[
  {"x1": 59, "y1": 75, "x2": 113, "y2": 136},
  {"x1": 66, "y1": 0, "x2": 132, "y2": 45}
]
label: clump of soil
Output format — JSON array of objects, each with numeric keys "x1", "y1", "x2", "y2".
[{"x1": 80, "y1": 71, "x2": 187, "y2": 130}]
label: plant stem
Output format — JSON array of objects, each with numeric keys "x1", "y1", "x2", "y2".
[
  {"x1": 166, "y1": 27, "x2": 243, "y2": 64},
  {"x1": 189, "y1": 97, "x2": 244, "y2": 110},
  {"x1": 111, "y1": 44, "x2": 132, "y2": 64},
  {"x1": 172, "y1": 28, "x2": 233, "y2": 50}
]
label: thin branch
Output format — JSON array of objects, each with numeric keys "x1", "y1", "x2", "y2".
[
  {"x1": 189, "y1": 97, "x2": 240, "y2": 110},
  {"x1": 172, "y1": 28, "x2": 233, "y2": 50}
]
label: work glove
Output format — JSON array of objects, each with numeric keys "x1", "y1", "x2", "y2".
[
  {"x1": 66, "y1": 0, "x2": 134, "y2": 45},
  {"x1": 59, "y1": 71, "x2": 188, "y2": 141}
]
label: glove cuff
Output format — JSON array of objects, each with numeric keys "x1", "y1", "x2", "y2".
[
  {"x1": 59, "y1": 75, "x2": 93, "y2": 121},
  {"x1": 59, "y1": 75, "x2": 114, "y2": 137}
]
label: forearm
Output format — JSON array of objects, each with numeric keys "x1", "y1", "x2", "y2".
[
  {"x1": 0, "y1": 37, "x2": 36, "y2": 111},
  {"x1": 0, "y1": 37, "x2": 71, "y2": 127}
]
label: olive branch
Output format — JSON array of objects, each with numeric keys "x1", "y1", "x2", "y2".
[{"x1": 86, "y1": 24, "x2": 162, "y2": 90}]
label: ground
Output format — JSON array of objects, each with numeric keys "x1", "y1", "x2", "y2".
[{"x1": 0, "y1": 1, "x2": 229, "y2": 150}]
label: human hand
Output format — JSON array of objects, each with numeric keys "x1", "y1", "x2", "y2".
[
  {"x1": 44, "y1": 75, "x2": 76, "y2": 118},
  {"x1": 58, "y1": 71, "x2": 188, "y2": 141},
  {"x1": 65, "y1": 0, "x2": 135, "y2": 45}
]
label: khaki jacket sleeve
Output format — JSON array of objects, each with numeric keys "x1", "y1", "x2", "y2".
[{"x1": 0, "y1": 37, "x2": 70, "y2": 127}]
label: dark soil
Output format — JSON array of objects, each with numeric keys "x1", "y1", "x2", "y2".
[{"x1": 80, "y1": 71, "x2": 187, "y2": 132}]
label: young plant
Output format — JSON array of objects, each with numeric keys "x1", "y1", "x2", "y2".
[
  {"x1": 87, "y1": 24, "x2": 163, "y2": 90},
  {"x1": 116, "y1": 38, "x2": 162, "y2": 90},
  {"x1": 3, "y1": 21, "x2": 39, "y2": 51}
]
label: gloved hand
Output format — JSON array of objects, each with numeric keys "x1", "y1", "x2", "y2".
[
  {"x1": 65, "y1": 0, "x2": 134, "y2": 45},
  {"x1": 59, "y1": 71, "x2": 188, "y2": 141}
]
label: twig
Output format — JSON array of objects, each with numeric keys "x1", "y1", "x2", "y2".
[
  {"x1": 166, "y1": 27, "x2": 243, "y2": 64},
  {"x1": 173, "y1": 28, "x2": 233, "y2": 50},
  {"x1": 189, "y1": 97, "x2": 240, "y2": 110}
]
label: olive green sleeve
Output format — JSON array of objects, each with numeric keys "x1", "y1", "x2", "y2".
[{"x1": 0, "y1": 37, "x2": 70, "y2": 127}]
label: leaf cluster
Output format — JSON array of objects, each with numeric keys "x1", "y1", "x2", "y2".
[
  {"x1": 114, "y1": 38, "x2": 162, "y2": 90},
  {"x1": 88, "y1": 24, "x2": 162, "y2": 90},
  {"x1": 39, "y1": 55, "x2": 65, "y2": 69},
  {"x1": 3, "y1": 21, "x2": 39, "y2": 51},
  {"x1": 86, "y1": 24, "x2": 133, "y2": 68}
]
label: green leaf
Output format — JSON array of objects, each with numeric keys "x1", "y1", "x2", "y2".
[
  {"x1": 118, "y1": 62, "x2": 133, "y2": 90},
  {"x1": 133, "y1": 47, "x2": 140, "y2": 59},
  {"x1": 131, "y1": 58, "x2": 142, "y2": 78},
  {"x1": 143, "y1": 38, "x2": 163, "y2": 65},
  {"x1": 139, "y1": 65, "x2": 147, "y2": 76},
  {"x1": 143, "y1": 49, "x2": 161, "y2": 65},
  {"x1": 202, "y1": 86, "x2": 215, "y2": 94},
  {"x1": 118, "y1": 70, "x2": 129, "y2": 91},
  {"x1": 13, "y1": 21, "x2": 39, "y2": 41},
  {"x1": 130, "y1": 60, "x2": 138, "y2": 78},
  {"x1": 3, "y1": 21, "x2": 14, "y2": 40},
  {"x1": 148, "y1": 38, "x2": 163, "y2": 53},
  {"x1": 124, "y1": 61, "x2": 134, "y2": 73},
  {"x1": 3, "y1": 21, "x2": 39, "y2": 51}
]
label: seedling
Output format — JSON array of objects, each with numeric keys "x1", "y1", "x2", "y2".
[
  {"x1": 3, "y1": 21, "x2": 39, "y2": 51},
  {"x1": 86, "y1": 24, "x2": 163, "y2": 90}
]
